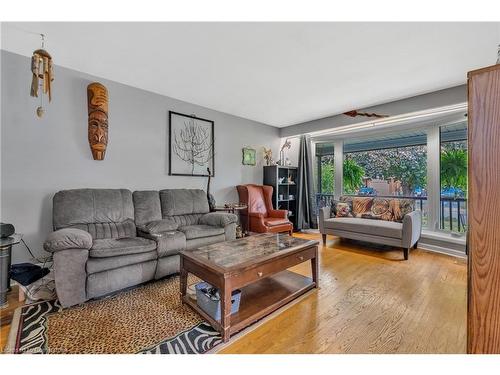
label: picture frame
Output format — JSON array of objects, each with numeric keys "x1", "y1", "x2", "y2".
[
  {"x1": 242, "y1": 147, "x2": 256, "y2": 166},
  {"x1": 169, "y1": 111, "x2": 215, "y2": 177}
]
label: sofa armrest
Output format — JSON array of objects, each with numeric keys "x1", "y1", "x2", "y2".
[
  {"x1": 137, "y1": 218, "x2": 178, "y2": 235},
  {"x1": 268, "y1": 209, "x2": 287, "y2": 219},
  {"x1": 43, "y1": 228, "x2": 92, "y2": 253},
  {"x1": 402, "y1": 210, "x2": 422, "y2": 248},
  {"x1": 44, "y1": 228, "x2": 92, "y2": 307},
  {"x1": 199, "y1": 212, "x2": 238, "y2": 228},
  {"x1": 318, "y1": 206, "x2": 332, "y2": 233}
]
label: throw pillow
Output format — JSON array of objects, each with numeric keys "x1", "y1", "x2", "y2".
[
  {"x1": 335, "y1": 202, "x2": 353, "y2": 217},
  {"x1": 365, "y1": 198, "x2": 393, "y2": 221},
  {"x1": 352, "y1": 197, "x2": 374, "y2": 218},
  {"x1": 329, "y1": 200, "x2": 339, "y2": 217},
  {"x1": 391, "y1": 199, "x2": 415, "y2": 222}
]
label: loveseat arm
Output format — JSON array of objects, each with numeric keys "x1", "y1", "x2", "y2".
[
  {"x1": 43, "y1": 228, "x2": 93, "y2": 252},
  {"x1": 318, "y1": 206, "x2": 332, "y2": 233},
  {"x1": 402, "y1": 210, "x2": 422, "y2": 249},
  {"x1": 199, "y1": 212, "x2": 238, "y2": 228}
]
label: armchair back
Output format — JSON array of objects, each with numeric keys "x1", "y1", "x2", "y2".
[{"x1": 237, "y1": 184, "x2": 275, "y2": 218}]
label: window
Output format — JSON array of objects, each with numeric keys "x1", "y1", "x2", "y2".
[
  {"x1": 315, "y1": 143, "x2": 334, "y2": 209},
  {"x1": 343, "y1": 130, "x2": 428, "y2": 226},
  {"x1": 440, "y1": 122, "x2": 467, "y2": 233}
]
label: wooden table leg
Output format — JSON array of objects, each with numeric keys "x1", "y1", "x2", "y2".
[
  {"x1": 311, "y1": 246, "x2": 319, "y2": 288},
  {"x1": 220, "y1": 279, "x2": 232, "y2": 342},
  {"x1": 19, "y1": 287, "x2": 26, "y2": 302},
  {"x1": 179, "y1": 257, "x2": 188, "y2": 303}
]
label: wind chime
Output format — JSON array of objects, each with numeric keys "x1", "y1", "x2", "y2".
[{"x1": 30, "y1": 34, "x2": 54, "y2": 118}]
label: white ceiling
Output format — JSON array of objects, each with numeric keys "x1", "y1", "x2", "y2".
[{"x1": 2, "y1": 22, "x2": 499, "y2": 127}]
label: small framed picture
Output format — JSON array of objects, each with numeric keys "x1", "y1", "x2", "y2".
[{"x1": 242, "y1": 147, "x2": 256, "y2": 166}]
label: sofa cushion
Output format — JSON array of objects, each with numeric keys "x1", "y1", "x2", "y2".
[
  {"x1": 264, "y1": 218, "x2": 291, "y2": 227},
  {"x1": 186, "y1": 234, "x2": 226, "y2": 250},
  {"x1": 69, "y1": 219, "x2": 136, "y2": 240},
  {"x1": 53, "y1": 189, "x2": 134, "y2": 230},
  {"x1": 89, "y1": 237, "x2": 157, "y2": 258},
  {"x1": 133, "y1": 190, "x2": 162, "y2": 226},
  {"x1": 160, "y1": 189, "x2": 209, "y2": 216},
  {"x1": 324, "y1": 217, "x2": 403, "y2": 239},
  {"x1": 178, "y1": 224, "x2": 225, "y2": 240},
  {"x1": 86, "y1": 250, "x2": 158, "y2": 274}
]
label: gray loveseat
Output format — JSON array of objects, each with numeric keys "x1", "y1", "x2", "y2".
[
  {"x1": 44, "y1": 188, "x2": 236, "y2": 307},
  {"x1": 318, "y1": 196, "x2": 422, "y2": 260}
]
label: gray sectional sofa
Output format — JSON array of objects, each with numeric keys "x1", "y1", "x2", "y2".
[{"x1": 43, "y1": 188, "x2": 237, "y2": 307}]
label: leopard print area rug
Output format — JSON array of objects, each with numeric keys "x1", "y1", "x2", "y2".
[{"x1": 5, "y1": 275, "x2": 222, "y2": 354}]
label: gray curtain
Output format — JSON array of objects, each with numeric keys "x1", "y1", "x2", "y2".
[{"x1": 296, "y1": 135, "x2": 317, "y2": 230}]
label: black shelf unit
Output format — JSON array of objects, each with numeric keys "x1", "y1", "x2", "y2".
[{"x1": 263, "y1": 165, "x2": 298, "y2": 230}]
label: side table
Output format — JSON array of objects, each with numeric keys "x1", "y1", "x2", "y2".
[{"x1": 0, "y1": 234, "x2": 22, "y2": 308}]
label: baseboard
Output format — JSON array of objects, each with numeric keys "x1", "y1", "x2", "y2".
[{"x1": 418, "y1": 242, "x2": 467, "y2": 259}]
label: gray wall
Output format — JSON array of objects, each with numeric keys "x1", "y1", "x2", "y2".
[{"x1": 1, "y1": 50, "x2": 280, "y2": 263}]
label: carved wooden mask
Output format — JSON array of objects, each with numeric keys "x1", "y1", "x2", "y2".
[{"x1": 87, "y1": 82, "x2": 109, "y2": 160}]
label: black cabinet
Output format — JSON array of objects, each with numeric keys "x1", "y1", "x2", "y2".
[{"x1": 263, "y1": 165, "x2": 298, "y2": 230}]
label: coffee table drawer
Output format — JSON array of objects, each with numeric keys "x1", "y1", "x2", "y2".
[{"x1": 230, "y1": 246, "x2": 316, "y2": 289}]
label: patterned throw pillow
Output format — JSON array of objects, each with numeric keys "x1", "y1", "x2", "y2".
[
  {"x1": 335, "y1": 202, "x2": 353, "y2": 217},
  {"x1": 339, "y1": 196, "x2": 353, "y2": 204},
  {"x1": 365, "y1": 198, "x2": 393, "y2": 221},
  {"x1": 329, "y1": 200, "x2": 339, "y2": 217},
  {"x1": 352, "y1": 197, "x2": 374, "y2": 218},
  {"x1": 390, "y1": 199, "x2": 415, "y2": 222}
]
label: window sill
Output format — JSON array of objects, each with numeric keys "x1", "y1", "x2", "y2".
[{"x1": 421, "y1": 229, "x2": 466, "y2": 245}]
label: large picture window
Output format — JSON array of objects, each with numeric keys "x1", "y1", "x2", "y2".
[
  {"x1": 342, "y1": 131, "x2": 428, "y2": 227},
  {"x1": 315, "y1": 143, "x2": 335, "y2": 209},
  {"x1": 440, "y1": 122, "x2": 467, "y2": 233}
]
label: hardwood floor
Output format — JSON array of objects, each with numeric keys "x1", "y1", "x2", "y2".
[
  {"x1": 0, "y1": 233, "x2": 467, "y2": 354},
  {"x1": 220, "y1": 233, "x2": 467, "y2": 354}
]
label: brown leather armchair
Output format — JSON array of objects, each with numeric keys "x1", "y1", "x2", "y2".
[{"x1": 236, "y1": 184, "x2": 293, "y2": 235}]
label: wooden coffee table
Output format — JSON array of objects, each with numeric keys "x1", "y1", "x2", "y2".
[{"x1": 180, "y1": 233, "x2": 319, "y2": 342}]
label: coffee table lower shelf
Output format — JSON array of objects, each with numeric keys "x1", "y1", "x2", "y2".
[{"x1": 182, "y1": 270, "x2": 315, "y2": 339}]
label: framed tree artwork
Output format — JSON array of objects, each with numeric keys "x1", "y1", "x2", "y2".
[{"x1": 169, "y1": 111, "x2": 215, "y2": 177}]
